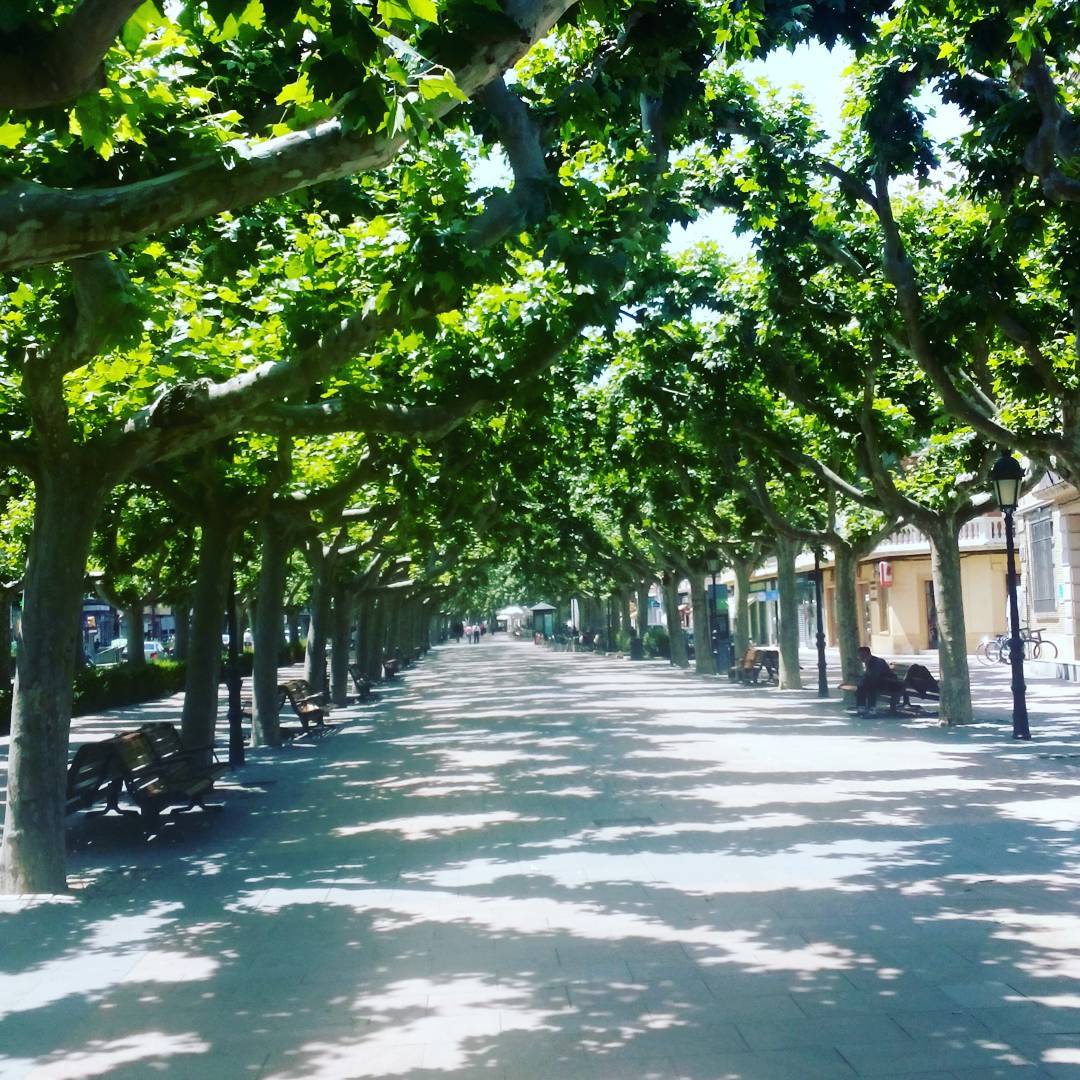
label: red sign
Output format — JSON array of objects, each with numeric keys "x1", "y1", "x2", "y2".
[{"x1": 878, "y1": 560, "x2": 892, "y2": 587}]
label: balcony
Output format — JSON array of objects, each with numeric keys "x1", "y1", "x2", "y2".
[{"x1": 872, "y1": 514, "x2": 1006, "y2": 557}]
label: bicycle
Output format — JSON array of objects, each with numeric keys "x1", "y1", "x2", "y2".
[{"x1": 976, "y1": 628, "x2": 1057, "y2": 665}]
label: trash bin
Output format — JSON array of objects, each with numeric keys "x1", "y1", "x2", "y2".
[{"x1": 629, "y1": 635, "x2": 645, "y2": 661}]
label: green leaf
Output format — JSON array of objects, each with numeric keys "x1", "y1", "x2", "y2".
[
  {"x1": 377, "y1": 0, "x2": 414, "y2": 24},
  {"x1": 406, "y1": 0, "x2": 439, "y2": 22},
  {"x1": 418, "y1": 72, "x2": 467, "y2": 103},
  {"x1": 121, "y1": 0, "x2": 165, "y2": 52},
  {"x1": 275, "y1": 73, "x2": 313, "y2": 106},
  {"x1": 0, "y1": 122, "x2": 25, "y2": 149}
]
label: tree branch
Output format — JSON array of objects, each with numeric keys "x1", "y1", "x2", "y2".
[
  {"x1": 467, "y1": 78, "x2": 552, "y2": 248},
  {"x1": 0, "y1": 0, "x2": 141, "y2": 111},
  {"x1": 1020, "y1": 54, "x2": 1080, "y2": 204},
  {"x1": 245, "y1": 324, "x2": 579, "y2": 440},
  {"x1": 0, "y1": 0, "x2": 578, "y2": 271},
  {"x1": 995, "y1": 309, "x2": 1070, "y2": 397}
]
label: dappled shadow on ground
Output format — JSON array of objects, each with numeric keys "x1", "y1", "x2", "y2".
[{"x1": 1, "y1": 639, "x2": 1079, "y2": 1079}]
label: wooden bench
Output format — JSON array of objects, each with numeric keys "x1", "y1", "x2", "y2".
[
  {"x1": 113, "y1": 723, "x2": 226, "y2": 823},
  {"x1": 382, "y1": 658, "x2": 400, "y2": 681},
  {"x1": 65, "y1": 740, "x2": 126, "y2": 818},
  {"x1": 730, "y1": 646, "x2": 779, "y2": 685},
  {"x1": 348, "y1": 662, "x2": 375, "y2": 703},
  {"x1": 279, "y1": 679, "x2": 326, "y2": 730},
  {"x1": 840, "y1": 663, "x2": 941, "y2": 715}
]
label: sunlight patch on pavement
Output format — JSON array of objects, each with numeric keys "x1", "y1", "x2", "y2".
[
  {"x1": 232, "y1": 886, "x2": 871, "y2": 974},
  {"x1": 333, "y1": 811, "x2": 536, "y2": 840},
  {"x1": 0, "y1": 903, "x2": 203, "y2": 1020},
  {"x1": 996, "y1": 795, "x2": 1080, "y2": 831},
  {"x1": 683, "y1": 774, "x2": 1003, "y2": 809},
  {"x1": 20, "y1": 1033, "x2": 209, "y2": 1079},
  {"x1": 629, "y1": 734, "x2": 974, "y2": 773},
  {"x1": 407, "y1": 839, "x2": 939, "y2": 894}
]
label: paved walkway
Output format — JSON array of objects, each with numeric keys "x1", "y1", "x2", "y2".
[{"x1": 2, "y1": 639, "x2": 1080, "y2": 1079}]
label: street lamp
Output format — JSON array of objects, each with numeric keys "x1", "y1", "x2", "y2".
[
  {"x1": 813, "y1": 548, "x2": 829, "y2": 697},
  {"x1": 706, "y1": 555, "x2": 720, "y2": 673},
  {"x1": 990, "y1": 449, "x2": 1030, "y2": 740}
]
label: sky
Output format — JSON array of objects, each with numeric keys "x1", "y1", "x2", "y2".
[
  {"x1": 664, "y1": 42, "x2": 967, "y2": 257},
  {"x1": 470, "y1": 40, "x2": 967, "y2": 262}
]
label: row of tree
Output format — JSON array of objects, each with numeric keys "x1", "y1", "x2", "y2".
[{"x1": 0, "y1": 0, "x2": 1075, "y2": 896}]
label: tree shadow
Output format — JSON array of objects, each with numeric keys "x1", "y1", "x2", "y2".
[{"x1": 0, "y1": 639, "x2": 1078, "y2": 1078}]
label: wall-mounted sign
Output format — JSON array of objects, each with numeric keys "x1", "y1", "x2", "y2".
[{"x1": 878, "y1": 560, "x2": 892, "y2": 587}]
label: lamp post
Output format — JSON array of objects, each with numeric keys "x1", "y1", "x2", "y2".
[
  {"x1": 990, "y1": 449, "x2": 1030, "y2": 740},
  {"x1": 813, "y1": 548, "x2": 829, "y2": 697},
  {"x1": 706, "y1": 555, "x2": 720, "y2": 673}
]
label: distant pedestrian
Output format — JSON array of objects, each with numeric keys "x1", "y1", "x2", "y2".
[
  {"x1": 452, "y1": 621, "x2": 463, "y2": 643},
  {"x1": 472, "y1": 624, "x2": 481, "y2": 644}
]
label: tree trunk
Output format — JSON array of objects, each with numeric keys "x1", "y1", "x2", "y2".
[
  {"x1": 0, "y1": 465, "x2": 106, "y2": 894},
  {"x1": 330, "y1": 582, "x2": 351, "y2": 707},
  {"x1": 180, "y1": 515, "x2": 235, "y2": 755},
  {"x1": 303, "y1": 553, "x2": 329, "y2": 694},
  {"x1": 618, "y1": 590, "x2": 633, "y2": 641},
  {"x1": 125, "y1": 603, "x2": 145, "y2": 667},
  {"x1": 689, "y1": 571, "x2": 716, "y2": 675},
  {"x1": 286, "y1": 607, "x2": 301, "y2": 651},
  {"x1": 927, "y1": 518, "x2": 973, "y2": 726},
  {"x1": 833, "y1": 545, "x2": 862, "y2": 687},
  {"x1": 173, "y1": 598, "x2": 190, "y2": 661},
  {"x1": 364, "y1": 596, "x2": 386, "y2": 681},
  {"x1": 355, "y1": 594, "x2": 373, "y2": 675},
  {"x1": 636, "y1": 581, "x2": 650, "y2": 634},
  {"x1": 775, "y1": 536, "x2": 803, "y2": 689},
  {"x1": 0, "y1": 592, "x2": 12, "y2": 689},
  {"x1": 384, "y1": 590, "x2": 401, "y2": 662},
  {"x1": 252, "y1": 517, "x2": 288, "y2": 748},
  {"x1": 662, "y1": 572, "x2": 689, "y2": 668},
  {"x1": 731, "y1": 557, "x2": 752, "y2": 658}
]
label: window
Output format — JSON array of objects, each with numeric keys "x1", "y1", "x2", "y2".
[{"x1": 1029, "y1": 510, "x2": 1056, "y2": 613}]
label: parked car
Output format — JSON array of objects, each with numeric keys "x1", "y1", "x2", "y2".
[{"x1": 107, "y1": 638, "x2": 167, "y2": 661}]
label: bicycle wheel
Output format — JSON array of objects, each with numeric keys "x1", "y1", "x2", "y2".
[
  {"x1": 977, "y1": 639, "x2": 1002, "y2": 665},
  {"x1": 1034, "y1": 639, "x2": 1058, "y2": 660}
]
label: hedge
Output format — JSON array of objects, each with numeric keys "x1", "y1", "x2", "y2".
[{"x1": 0, "y1": 651, "x2": 257, "y2": 736}]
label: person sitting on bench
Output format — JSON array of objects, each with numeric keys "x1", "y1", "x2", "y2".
[{"x1": 855, "y1": 646, "x2": 892, "y2": 716}]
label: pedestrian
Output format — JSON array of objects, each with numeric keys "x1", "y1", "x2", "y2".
[
  {"x1": 854, "y1": 645, "x2": 893, "y2": 716},
  {"x1": 452, "y1": 620, "x2": 463, "y2": 643},
  {"x1": 472, "y1": 623, "x2": 481, "y2": 644}
]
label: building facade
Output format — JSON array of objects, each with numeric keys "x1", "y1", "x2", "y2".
[
  {"x1": 713, "y1": 513, "x2": 1010, "y2": 657},
  {"x1": 1016, "y1": 473, "x2": 1080, "y2": 668}
]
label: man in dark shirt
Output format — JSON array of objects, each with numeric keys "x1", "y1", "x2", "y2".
[{"x1": 856, "y1": 646, "x2": 893, "y2": 716}]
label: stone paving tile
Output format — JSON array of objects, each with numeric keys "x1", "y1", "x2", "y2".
[{"x1": 2, "y1": 642, "x2": 1079, "y2": 1079}]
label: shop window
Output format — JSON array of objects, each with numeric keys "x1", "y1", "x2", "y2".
[{"x1": 1029, "y1": 510, "x2": 1056, "y2": 613}]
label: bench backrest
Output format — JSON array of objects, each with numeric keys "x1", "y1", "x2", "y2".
[
  {"x1": 140, "y1": 722, "x2": 185, "y2": 761},
  {"x1": 66, "y1": 741, "x2": 119, "y2": 805},
  {"x1": 114, "y1": 731, "x2": 158, "y2": 774},
  {"x1": 280, "y1": 679, "x2": 306, "y2": 699}
]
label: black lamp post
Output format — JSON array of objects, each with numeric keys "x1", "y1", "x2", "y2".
[
  {"x1": 813, "y1": 548, "x2": 829, "y2": 698},
  {"x1": 990, "y1": 449, "x2": 1030, "y2": 741},
  {"x1": 706, "y1": 556, "x2": 720, "y2": 672}
]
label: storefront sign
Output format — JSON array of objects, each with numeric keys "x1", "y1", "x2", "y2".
[{"x1": 878, "y1": 560, "x2": 892, "y2": 587}]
